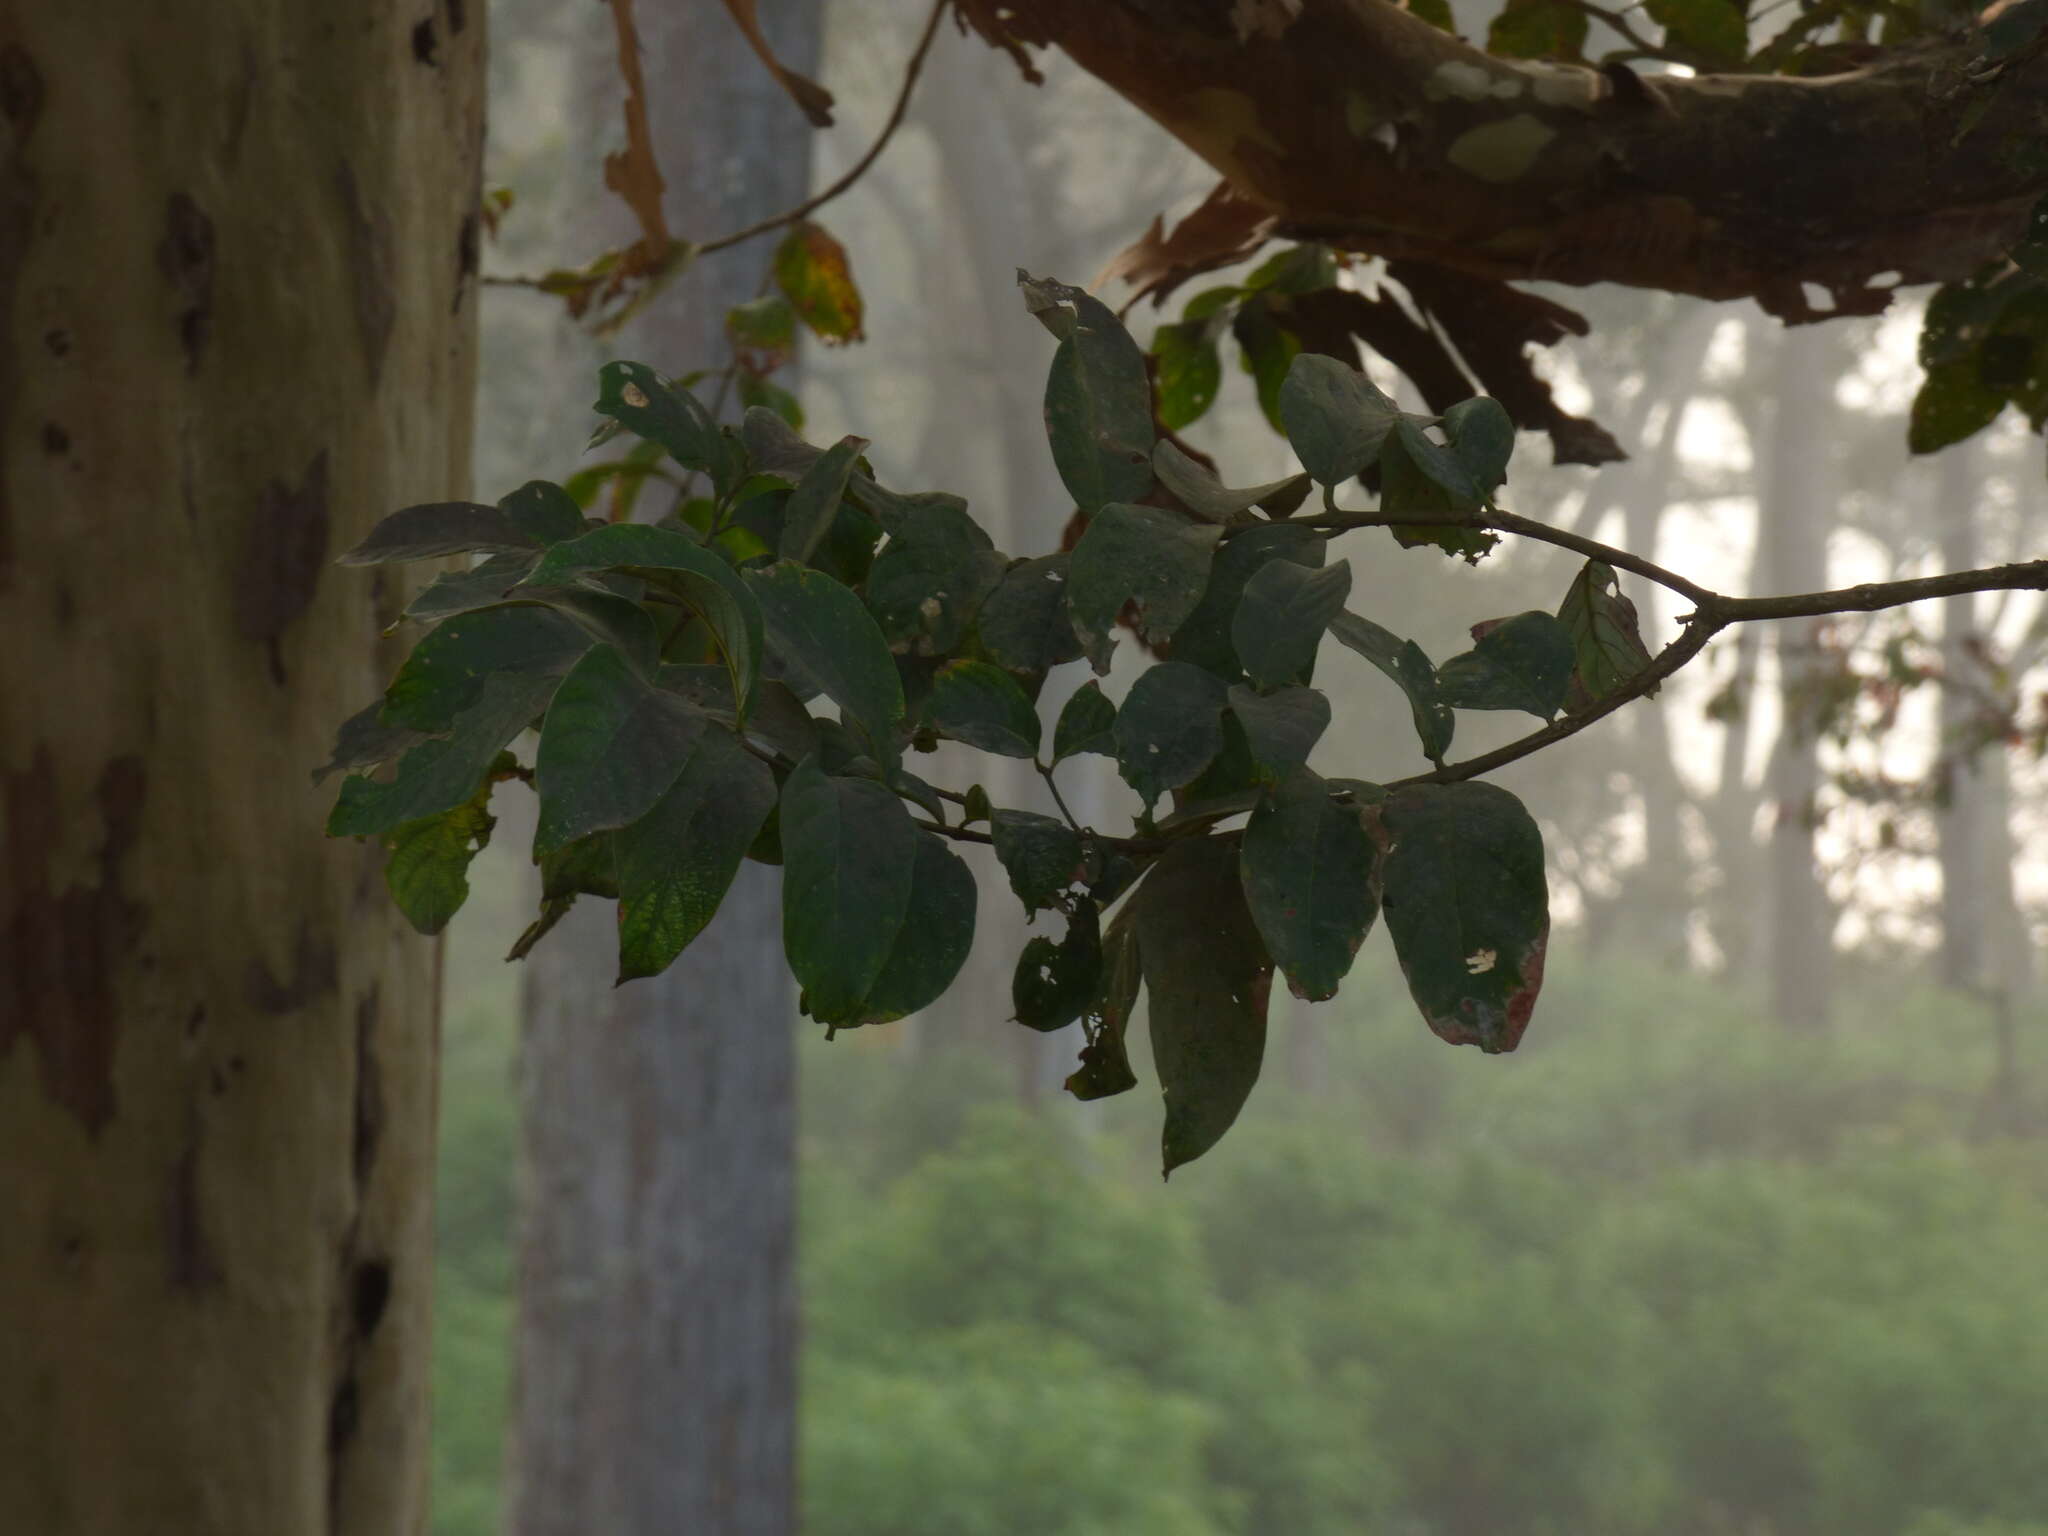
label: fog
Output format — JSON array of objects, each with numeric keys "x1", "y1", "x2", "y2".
[{"x1": 432, "y1": 4, "x2": 2048, "y2": 1532}]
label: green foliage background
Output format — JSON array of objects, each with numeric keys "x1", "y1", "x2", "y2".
[{"x1": 432, "y1": 947, "x2": 2048, "y2": 1535}]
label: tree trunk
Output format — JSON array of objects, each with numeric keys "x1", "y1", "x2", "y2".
[
  {"x1": 510, "y1": 5, "x2": 817, "y2": 1532},
  {"x1": 1936, "y1": 441, "x2": 1989, "y2": 990},
  {"x1": 1, "y1": 3, "x2": 482, "y2": 1532},
  {"x1": 1758, "y1": 324, "x2": 1835, "y2": 1031}
]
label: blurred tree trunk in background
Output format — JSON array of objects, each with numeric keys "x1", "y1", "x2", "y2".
[
  {"x1": 1937, "y1": 439, "x2": 1991, "y2": 993},
  {"x1": 1, "y1": 3, "x2": 481, "y2": 1530},
  {"x1": 1758, "y1": 325, "x2": 1837, "y2": 1032},
  {"x1": 511, "y1": 5, "x2": 817, "y2": 1532}
]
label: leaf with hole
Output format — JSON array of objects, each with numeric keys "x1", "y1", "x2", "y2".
[
  {"x1": 593, "y1": 361, "x2": 734, "y2": 486},
  {"x1": 976, "y1": 554, "x2": 1083, "y2": 675},
  {"x1": 330, "y1": 673, "x2": 552, "y2": 837},
  {"x1": 1065, "y1": 908, "x2": 1142, "y2": 1101},
  {"x1": 1013, "y1": 902, "x2": 1103, "y2": 1033},
  {"x1": 864, "y1": 495, "x2": 1006, "y2": 657},
  {"x1": 991, "y1": 810, "x2": 1085, "y2": 917},
  {"x1": 380, "y1": 773, "x2": 500, "y2": 936},
  {"x1": 1153, "y1": 320, "x2": 1223, "y2": 430},
  {"x1": 1370, "y1": 780, "x2": 1549, "y2": 1053},
  {"x1": 1556, "y1": 559, "x2": 1657, "y2": 710},
  {"x1": 745, "y1": 561, "x2": 904, "y2": 762}
]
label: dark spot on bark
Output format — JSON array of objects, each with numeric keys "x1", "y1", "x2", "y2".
[
  {"x1": 156, "y1": 194, "x2": 216, "y2": 374},
  {"x1": 334, "y1": 163, "x2": 395, "y2": 387},
  {"x1": 185, "y1": 1004, "x2": 206, "y2": 1040},
  {"x1": 0, "y1": 45, "x2": 42, "y2": 136},
  {"x1": 167, "y1": 1130, "x2": 222, "y2": 1292},
  {"x1": 351, "y1": 1259, "x2": 392, "y2": 1335},
  {"x1": 327, "y1": 1369, "x2": 361, "y2": 1475},
  {"x1": 456, "y1": 210, "x2": 479, "y2": 286},
  {"x1": 42, "y1": 328, "x2": 66, "y2": 356},
  {"x1": 447, "y1": 0, "x2": 468, "y2": 32},
  {"x1": 411, "y1": 16, "x2": 439, "y2": 64},
  {"x1": 352, "y1": 987, "x2": 384, "y2": 1191},
  {"x1": 40, "y1": 421, "x2": 66, "y2": 454},
  {"x1": 235, "y1": 450, "x2": 330, "y2": 684},
  {"x1": 1, "y1": 751, "x2": 147, "y2": 1136},
  {"x1": 246, "y1": 923, "x2": 339, "y2": 1015}
]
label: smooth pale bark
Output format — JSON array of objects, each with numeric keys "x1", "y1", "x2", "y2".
[
  {"x1": 1758, "y1": 326, "x2": 1835, "y2": 1031},
  {"x1": 1936, "y1": 441, "x2": 1990, "y2": 991},
  {"x1": 972, "y1": 0, "x2": 2048, "y2": 316},
  {"x1": 510, "y1": 5, "x2": 816, "y2": 1532},
  {"x1": 0, "y1": 3, "x2": 481, "y2": 1532}
]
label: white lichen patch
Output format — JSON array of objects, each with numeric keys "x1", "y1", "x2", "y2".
[
  {"x1": 1529, "y1": 66, "x2": 1602, "y2": 111},
  {"x1": 1446, "y1": 115, "x2": 1556, "y2": 182},
  {"x1": 1427, "y1": 60, "x2": 1523, "y2": 102},
  {"x1": 1464, "y1": 948, "x2": 1498, "y2": 975}
]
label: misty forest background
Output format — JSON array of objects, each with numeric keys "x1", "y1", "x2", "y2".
[{"x1": 433, "y1": 3, "x2": 2048, "y2": 1533}]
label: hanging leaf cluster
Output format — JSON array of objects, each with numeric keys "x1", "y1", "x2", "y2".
[{"x1": 324, "y1": 276, "x2": 1653, "y2": 1175}]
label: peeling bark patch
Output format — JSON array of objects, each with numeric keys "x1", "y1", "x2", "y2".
[
  {"x1": 0, "y1": 48, "x2": 43, "y2": 588},
  {"x1": 1447, "y1": 115, "x2": 1555, "y2": 183},
  {"x1": 40, "y1": 421, "x2": 66, "y2": 454},
  {"x1": 411, "y1": 16, "x2": 439, "y2": 65},
  {"x1": 1, "y1": 751, "x2": 147, "y2": 1136},
  {"x1": 245, "y1": 921, "x2": 340, "y2": 1014},
  {"x1": 334, "y1": 163, "x2": 395, "y2": 387},
  {"x1": 43, "y1": 328, "x2": 68, "y2": 356},
  {"x1": 156, "y1": 193, "x2": 216, "y2": 374},
  {"x1": 235, "y1": 450, "x2": 330, "y2": 683},
  {"x1": 351, "y1": 989, "x2": 384, "y2": 1191},
  {"x1": 326, "y1": 1368, "x2": 361, "y2": 1528},
  {"x1": 455, "y1": 211, "x2": 478, "y2": 309},
  {"x1": 167, "y1": 1130, "x2": 221, "y2": 1292},
  {"x1": 447, "y1": 0, "x2": 468, "y2": 31}
]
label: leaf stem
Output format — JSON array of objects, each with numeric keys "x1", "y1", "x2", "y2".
[{"x1": 1037, "y1": 759, "x2": 1084, "y2": 832}]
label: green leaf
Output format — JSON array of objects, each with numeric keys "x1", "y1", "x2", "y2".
[
  {"x1": 774, "y1": 222, "x2": 866, "y2": 343},
  {"x1": 1232, "y1": 557, "x2": 1352, "y2": 689},
  {"x1": 1153, "y1": 439, "x2": 1313, "y2": 523},
  {"x1": 1644, "y1": 0, "x2": 1748, "y2": 66},
  {"x1": 615, "y1": 729, "x2": 778, "y2": 982},
  {"x1": 857, "y1": 832, "x2": 978, "y2": 1024},
  {"x1": 727, "y1": 294, "x2": 797, "y2": 371},
  {"x1": 1240, "y1": 767, "x2": 1379, "y2": 1001},
  {"x1": 1227, "y1": 684, "x2": 1330, "y2": 781},
  {"x1": 1909, "y1": 356, "x2": 2007, "y2": 454},
  {"x1": 1487, "y1": 0, "x2": 1588, "y2": 58},
  {"x1": 338, "y1": 500, "x2": 554, "y2": 565},
  {"x1": 1243, "y1": 244, "x2": 1338, "y2": 296},
  {"x1": 533, "y1": 644, "x2": 708, "y2": 855},
  {"x1": 1137, "y1": 835, "x2": 1274, "y2": 1176},
  {"x1": 1043, "y1": 291, "x2": 1156, "y2": 514},
  {"x1": 1556, "y1": 559, "x2": 1658, "y2": 710},
  {"x1": 1052, "y1": 680, "x2": 1117, "y2": 764},
  {"x1": 1442, "y1": 397, "x2": 1516, "y2": 495},
  {"x1": 991, "y1": 810, "x2": 1085, "y2": 917},
  {"x1": 740, "y1": 405, "x2": 824, "y2": 482},
  {"x1": 779, "y1": 756, "x2": 918, "y2": 1024},
  {"x1": 1279, "y1": 353, "x2": 1403, "y2": 485},
  {"x1": 1065, "y1": 908, "x2": 1142, "y2": 1102},
  {"x1": 1067, "y1": 503, "x2": 1223, "y2": 670},
  {"x1": 1232, "y1": 297, "x2": 1300, "y2": 432},
  {"x1": 736, "y1": 372, "x2": 805, "y2": 430},
  {"x1": 1113, "y1": 661, "x2": 1230, "y2": 814},
  {"x1": 779, "y1": 434, "x2": 869, "y2": 566},
  {"x1": 1152, "y1": 319, "x2": 1223, "y2": 430},
  {"x1": 975, "y1": 554, "x2": 1083, "y2": 674},
  {"x1": 1371, "y1": 781, "x2": 1549, "y2": 1053},
  {"x1": 538, "y1": 834, "x2": 618, "y2": 901},
  {"x1": 496, "y1": 480, "x2": 590, "y2": 545},
  {"x1": 1435, "y1": 610, "x2": 1576, "y2": 720},
  {"x1": 593, "y1": 361, "x2": 733, "y2": 484},
  {"x1": 1168, "y1": 523, "x2": 1326, "y2": 680},
  {"x1": 380, "y1": 773, "x2": 499, "y2": 936},
  {"x1": 745, "y1": 561, "x2": 905, "y2": 761},
  {"x1": 315, "y1": 699, "x2": 431, "y2": 785},
  {"x1": 1328, "y1": 611, "x2": 1455, "y2": 763},
  {"x1": 926, "y1": 660, "x2": 1042, "y2": 758},
  {"x1": 523, "y1": 522, "x2": 763, "y2": 715},
  {"x1": 330, "y1": 673, "x2": 550, "y2": 837},
  {"x1": 961, "y1": 784, "x2": 993, "y2": 826},
  {"x1": 402, "y1": 552, "x2": 539, "y2": 624},
  {"x1": 1383, "y1": 418, "x2": 1483, "y2": 509},
  {"x1": 1013, "y1": 902, "x2": 1103, "y2": 1033},
  {"x1": 863, "y1": 495, "x2": 1007, "y2": 658}
]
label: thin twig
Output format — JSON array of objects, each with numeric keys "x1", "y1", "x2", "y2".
[
  {"x1": 1037, "y1": 760, "x2": 1083, "y2": 831},
  {"x1": 696, "y1": 0, "x2": 949, "y2": 260}
]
